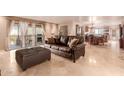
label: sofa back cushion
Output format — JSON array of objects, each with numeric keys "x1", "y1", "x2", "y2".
[
  {"x1": 54, "y1": 36, "x2": 61, "y2": 44},
  {"x1": 60, "y1": 36, "x2": 69, "y2": 45},
  {"x1": 54, "y1": 38, "x2": 60, "y2": 44}
]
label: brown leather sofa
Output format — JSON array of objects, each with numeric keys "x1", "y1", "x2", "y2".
[{"x1": 45, "y1": 36, "x2": 85, "y2": 63}]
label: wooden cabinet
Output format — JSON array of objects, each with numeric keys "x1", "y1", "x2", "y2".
[
  {"x1": 119, "y1": 24, "x2": 124, "y2": 49},
  {"x1": 120, "y1": 38, "x2": 124, "y2": 48}
]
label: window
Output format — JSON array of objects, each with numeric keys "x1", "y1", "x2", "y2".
[
  {"x1": 94, "y1": 28, "x2": 104, "y2": 35},
  {"x1": 9, "y1": 23, "x2": 22, "y2": 49},
  {"x1": 9, "y1": 21, "x2": 45, "y2": 50},
  {"x1": 94, "y1": 29, "x2": 99, "y2": 34}
]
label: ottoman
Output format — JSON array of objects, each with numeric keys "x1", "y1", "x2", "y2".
[{"x1": 16, "y1": 47, "x2": 51, "y2": 70}]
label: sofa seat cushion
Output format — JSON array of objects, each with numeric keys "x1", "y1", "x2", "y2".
[
  {"x1": 51, "y1": 45, "x2": 59, "y2": 50},
  {"x1": 59, "y1": 46, "x2": 71, "y2": 53}
]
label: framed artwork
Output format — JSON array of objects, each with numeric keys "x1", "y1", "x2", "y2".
[{"x1": 59, "y1": 25, "x2": 68, "y2": 36}]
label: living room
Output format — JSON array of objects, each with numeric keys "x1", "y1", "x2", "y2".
[
  {"x1": 1, "y1": 0, "x2": 124, "y2": 93},
  {"x1": 0, "y1": 16, "x2": 124, "y2": 76}
]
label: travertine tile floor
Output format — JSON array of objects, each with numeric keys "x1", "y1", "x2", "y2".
[{"x1": 0, "y1": 41, "x2": 124, "y2": 76}]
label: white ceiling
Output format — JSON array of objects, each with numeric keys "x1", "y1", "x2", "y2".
[
  {"x1": 20, "y1": 16, "x2": 89, "y2": 24},
  {"x1": 20, "y1": 16, "x2": 124, "y2": 26}
]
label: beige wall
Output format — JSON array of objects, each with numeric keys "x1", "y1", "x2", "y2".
[
  {"x1": 58, "y1": 22, "x2": 83, "y2": 36},
  {"x1": 109, "y1": 25, "x2": 120, "y2": 40},
  {"x1": 0, "y1": 17, "x2": 9, "y2": 50},
  {"x1": 44, "y1": 23, "x2": 58, "y2": 39},
  {"x1": 58, "y1": 23, "x2": 74, "y2": 36}
]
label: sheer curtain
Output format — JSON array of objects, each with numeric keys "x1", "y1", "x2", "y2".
[
  {"x1": 19, "y1": 21, "x2": 28, "y2": 48},
  {"x1": 32, "y1": 23, "x2": 36, "y2": 46},
  {"x1": 7, "y1": 20, "x2": 15, "y2": 50},
  {"x1": 5, "y1": 20, "x2": 11, "y2": 51},
  {"x1": 41, "y1": 24, "x2": 45, "y2": 44}
]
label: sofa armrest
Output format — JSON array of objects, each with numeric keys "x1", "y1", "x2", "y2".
[
  {"x1": 71, "y1": 43, "x2": 85, "y2": 63},
  {"x1": 71, "y1": 43, "x2": 85, "y2": 51}
]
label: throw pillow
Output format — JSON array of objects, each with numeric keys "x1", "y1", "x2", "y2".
[
  {"x1": 47, "y1": 37, "x2": 55, "y2": 44},
  {"x1": 69, "y1": 38, "x2": 79, "y2": 48},
  {"x1": 60, "y1": 36, "x2": 69, "y2": 45},
  {"x1": 77, "y1": 36, "x2": 84, "y2": 44},
  {"x1": 67, "y1": 36, "x2": 77, "y2": 46}
]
